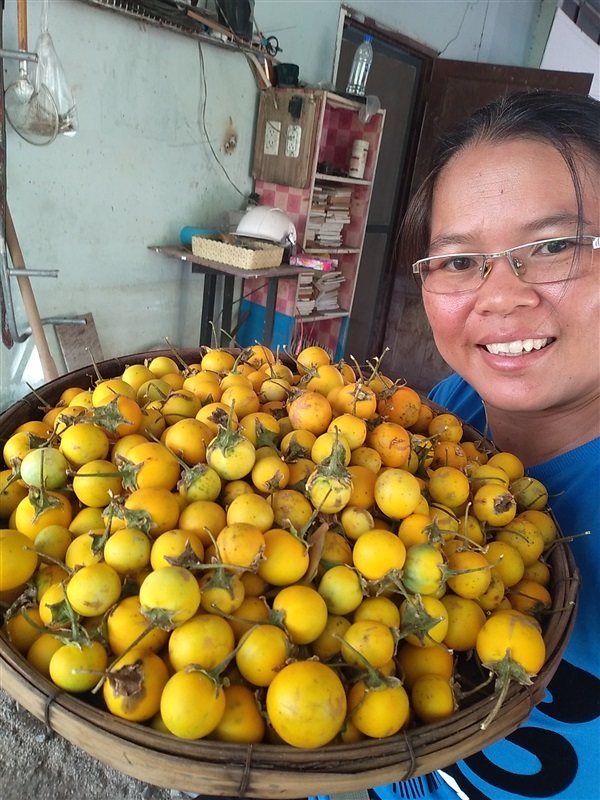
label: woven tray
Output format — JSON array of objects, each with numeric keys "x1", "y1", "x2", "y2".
[
  {"x1": 191, "y1": 236, "x2": 284, "y2": 269},
  {"x1": 0, "y1": 349, "x2": 580, "y2": 799}
]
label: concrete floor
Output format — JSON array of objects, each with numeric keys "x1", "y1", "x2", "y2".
[{"x1": 0, "y1": 687, "x2": 188, "y2": 800}]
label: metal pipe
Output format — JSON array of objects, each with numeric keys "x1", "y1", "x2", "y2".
[
  {"x1": 43, "y1": 317, "x2": 87, "y2": 326},
  {"x1": 0, "y1": 47, "x2": 38, "y2": 62},
  {"x1": 20, "y1": 317, "x2": 87, "y2": 337},
  {"x1": 6, "y1": 268, "x2": 59, "y2": 278}
]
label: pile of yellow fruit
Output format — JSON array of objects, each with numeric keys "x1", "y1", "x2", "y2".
[{"x1": 0, "y1": 344, "x2": 557, "y2": 747}]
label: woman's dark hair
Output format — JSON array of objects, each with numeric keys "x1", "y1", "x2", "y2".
[{"x1": 399, "y1": 89, "x2": 600, "y2": 271}]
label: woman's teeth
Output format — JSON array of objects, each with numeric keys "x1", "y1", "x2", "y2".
[{"x1": 485, "y1": 338, "x2": 551, "y2": 356}]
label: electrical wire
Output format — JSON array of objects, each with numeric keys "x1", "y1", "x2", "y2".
[
  {"x1": 437, "y1": 1, "x2": 475, "y2": 57},
  {"x1": 197, "y1": 40, "x2": 248, "y2": 200}
]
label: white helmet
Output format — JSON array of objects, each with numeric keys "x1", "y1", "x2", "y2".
[{"x1": 236, "y1": 206, "x2": 297, "y2": 246}]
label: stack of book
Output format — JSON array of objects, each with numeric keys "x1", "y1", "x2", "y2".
[
  {"x1": 314, "y1": 270, "x2": 345, "y2": 314},
  {"x1": 295, "y1": 271, "x2": 316, "y2": 316},
  {"x1": 306, "y1": 185, "x2": 352, "y2": 249}
]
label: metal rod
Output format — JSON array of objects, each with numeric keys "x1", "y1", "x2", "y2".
[
  {"x1": 200, "y1": 273, "x2": 217, "y2": 346},
  {"x1": 264, "y1": 277, "x2": 278, "y2": 349},
  {"x1": 45, "y1": 317, "x2": 87, "y2": 326},
  {"x1": 7, "y1": 268, "x2": 58, "y2": 278},
  {"x1": 0, "y1": 47, "x2": 38, "y2": 62},
  {"x1": 20, "y1": 317, "x2": 87, "y2": 337}
]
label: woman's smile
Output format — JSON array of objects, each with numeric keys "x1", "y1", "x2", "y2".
[{"x1": 481, "y1": 337, "x2": 554, "y2": 356}]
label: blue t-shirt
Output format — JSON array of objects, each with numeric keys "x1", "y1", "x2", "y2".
[{"x1": 313, "y1": 374, "x2": 600, "y2": 800}]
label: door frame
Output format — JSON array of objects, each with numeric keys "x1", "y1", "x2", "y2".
[
  {"x1": 333, "y1": 6, "x2": 436, "y2": 362},
  {"x1": 334, "y1": 5, "x2": 436, "y2": 223}
]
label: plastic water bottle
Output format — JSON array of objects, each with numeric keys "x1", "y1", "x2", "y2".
[{"x1": 346, "y1": 36, "x2": 373, "y2": 96}]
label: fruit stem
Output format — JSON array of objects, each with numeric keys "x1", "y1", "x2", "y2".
[
  {"x1": 91, "y1": 619, "x2": 160, "y2": 694},
  {"x1": 479, "y1": 649, "x2": 535, "y2": 730},
  {"x1": 543, "y1": 530, "x2": 590, "y2": 557},
  {"x1": 24, "y1": 382, "x2": 53, "y2": 411},
  {"x1": 348, "y1": 354, "x2": 366, "y2": 383},
  {"x1": 87, "y1": 348, "x2": 104, "y2": 383},
  {"x1": 332, "y1": 633, "x2": 401, "y2": 690},
  {"x1": 163, "y1": 337, "x2": 190, "y2": 371},
  {"x1": 480, "y1": 673, "x2": 511, "y2": 731}
]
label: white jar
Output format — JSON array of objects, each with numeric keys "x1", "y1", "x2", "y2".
[{"x1": 348, "y1": 139, "x2": 369, "y2": 179}]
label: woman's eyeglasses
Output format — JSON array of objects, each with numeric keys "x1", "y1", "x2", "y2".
[{"x1": 412, "y1": 235, "x2": 599, "y2": 294}]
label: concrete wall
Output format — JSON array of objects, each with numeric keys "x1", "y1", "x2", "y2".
[{"x1": 1, "y1": 0, "x2": 554, "y2": 408}]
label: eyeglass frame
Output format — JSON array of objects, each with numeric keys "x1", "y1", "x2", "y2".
[{"x1": 412, "y1": 234, "x2": 600, "y2": 293}]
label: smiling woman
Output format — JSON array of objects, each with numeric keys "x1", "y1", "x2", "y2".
[
  {"x1": 400, "y1": 91, "x2": 600, "y2": 468},
  {"x1": 422, "y1": 137, "x2": 598, "y2": 450}
]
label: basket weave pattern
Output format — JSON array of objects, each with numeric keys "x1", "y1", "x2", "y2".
[
  {"x1": 0, "y1": 350, "x2": 580, "y2": 799},
  {"x1": 191, "y1": 236, "x2": 284, "y2": 269}
]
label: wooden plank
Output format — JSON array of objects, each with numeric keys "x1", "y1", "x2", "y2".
[
  {"x1": 252, "y1": 89, "x2": 321, "y2": 189},
  {"x1": 54, "y1": 312, "x2": 103, "y2": 372}
]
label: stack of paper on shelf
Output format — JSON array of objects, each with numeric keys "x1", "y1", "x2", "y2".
[
  {"x1": 295, "y1": 271, "x2": 316, "y2": 316},
  {"x1": 306, "y1": 186, "x2": 352, "y2": 248},
  {"x1": 314, "y1": 270, "x2": 345, "y2": 313}
]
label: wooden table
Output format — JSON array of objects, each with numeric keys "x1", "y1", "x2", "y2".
[{"x1": 150, "y1": 245, "x2": 306, "y2": 348}]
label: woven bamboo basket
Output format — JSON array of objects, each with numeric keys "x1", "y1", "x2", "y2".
[
  {"x1": 0, "y1": 349, "x2": 580, "y2": 799},
  {"x1": 191, "y1": 236, "x2": 284, "y2": 269}
]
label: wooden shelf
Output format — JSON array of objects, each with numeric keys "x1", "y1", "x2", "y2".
[
  {"x1": 304, "y1": 247, "x2": 361, "y2": 255},
  {"x1": 76, "y1": 1, "x2": 280, "y2": 62},
  {"x1": 315, "y1": 173, "x2": 371, "y2": 186},
  {"x1": 321, "y1": 91, "x2": 368, "y2": 112},
  {"x1": 252, "y1": 89, "x2": 386, "y2": 357},
  {"x1": 297, "y1": 311, "x2": 350, "y2": 323}
]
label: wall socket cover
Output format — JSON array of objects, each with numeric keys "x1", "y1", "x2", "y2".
[
  {"x1": 285, "y1": 124, "x2": 302, "y2": 158},
  {"x1": 263, "y1": 120, "x2": 281, "y2": 156}
]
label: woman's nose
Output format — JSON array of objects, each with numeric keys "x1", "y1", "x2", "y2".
[{"x1": 474, "y1": 256, "x2": 540, "y2": 315}]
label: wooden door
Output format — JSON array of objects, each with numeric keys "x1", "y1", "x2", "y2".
[{"x1": 377, "y1": 59, "x2": 593, "y2": 394}]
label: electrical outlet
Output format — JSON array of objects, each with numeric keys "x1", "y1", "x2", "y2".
[
  {"x1": 263, "y1": 120, "x2": 281, "y2": 156},
  {"x1": 285, "y1": 124, "x2": 302, "y2": 158}
]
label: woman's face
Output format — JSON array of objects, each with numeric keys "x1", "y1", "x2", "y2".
[{"x1": 422, "y1": 138, "x2": 600, "y2": 415}]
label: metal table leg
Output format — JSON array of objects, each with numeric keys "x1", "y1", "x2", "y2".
[
  {"x1": 221, "y1": 275, "x2": 234, "y2": 346},
  {"x1": 263, "y1": 277, "x2": 278, "y2": 349},
  {"x1": 200, "y1": 273, "x2": 217, "y2": 346}
]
